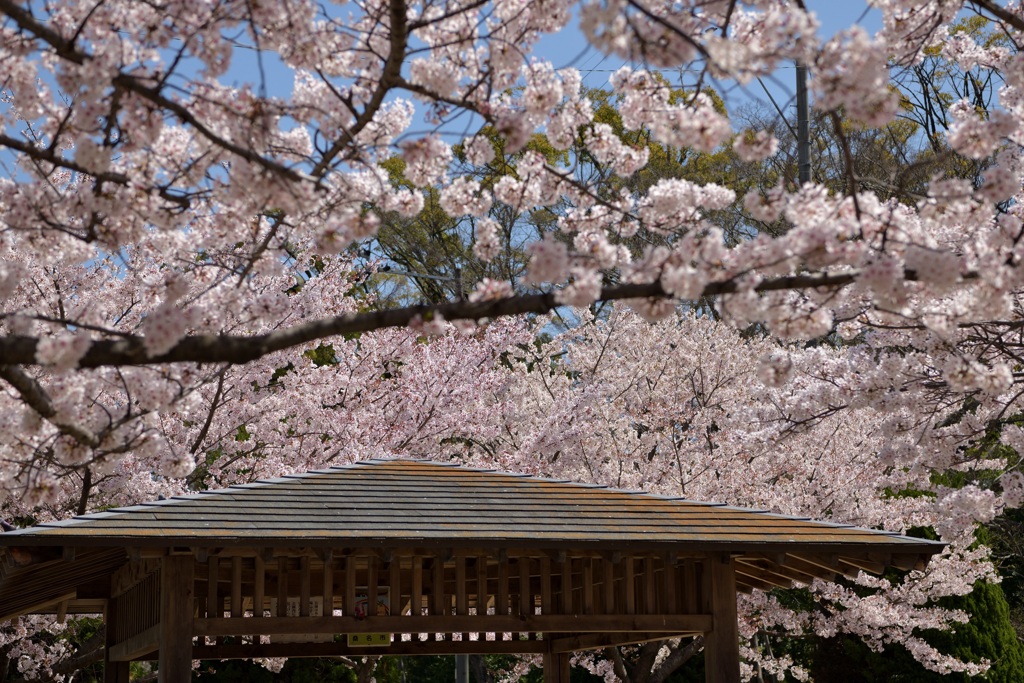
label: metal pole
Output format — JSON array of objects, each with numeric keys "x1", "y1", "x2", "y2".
[
  {"x1": 796, "y1": 60, "x2": 811, "y2": 186},
  {"x1": 455, "y1": 654, "x2": 470, "y2": 683}
]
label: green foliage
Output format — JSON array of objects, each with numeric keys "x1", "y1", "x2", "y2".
[
  {"x1": 194, "y1": 656, "x2": 358, "y2": 682},
  {"x1": 806, "y1": 580, "x2": 1024, "y2": 682},
  {"x1": 304, "y1": 343, "x2": 339, "y2": 367},
  {"x1": 750, "y1": 567, "x2": 1023, "y2": 682}
]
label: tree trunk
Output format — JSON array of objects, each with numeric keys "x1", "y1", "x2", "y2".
[
  {"x1": 648, "y1": 637, "x2": 705, "y2": 683},
  {"x1": 470, "y1": 654, "x2": 492, "y2": 683},
  {"x1": 356, "y1": 656, "x2": 379, "y2": 683}
]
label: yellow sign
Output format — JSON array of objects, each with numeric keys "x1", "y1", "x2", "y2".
[{"x1": 347, "y1": 632, "x2": 391, "y2": 647}]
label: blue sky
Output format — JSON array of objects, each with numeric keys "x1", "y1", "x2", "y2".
[
  {"x1": 528, "y1": 2, "x2": 885, "y2": 124},
  {"x1": 202, "y1": 1, "x2": 891, "y2": 151}
]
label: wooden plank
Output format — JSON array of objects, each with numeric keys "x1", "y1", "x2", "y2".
[
  {"x1": 231, "y1": 557, "x2": 242, "y2": 619},
  {"x1": 345, "y1": 555, "x2": 356, "y2": 617},
  {"x1": 411, "y1": 556, "x2": 423, "y2": 617},
  {"x1": 475, "y1": 555, "x2": 488, "y2": 616},
  {"x1": 560, "y1": 555, "x2": 572, "y2": 615},
  {"x1": 367, "y1": 556, "x2": 378, "y2": 618},
  {"x1": 603, "y1": 558, "x2": 615, "y2": 615},
  {"x1": 624, "y1": 558, "x2": 635, "y2": 615},
  {"x1": 518, "y1": 557, "x2": 532, "y2": 617},
  {"x1": 838, "y1": 556, "x2": 886, "y2": 575},
  {"x1": 456, "y1": 556, "x2": 468, "y2": 615},
  {"x1": 497, "y1": 559, "x2": 509, "y2": 616},
  {"x1": 277, "y1": 557, "x2": 288, "y2": 617},
  {"x1": 322, "y1": 552, "x2": 334, "y2": 616},
  {"x1": 432, "y1": 555, "x2": 445, "y2": 617},
  {"x1": 158, "y1": 555, "x2": 195, "y2": 683},
  {"x1": 206, "y1": 557, "x2": 219, "y2": 619},
  {"x1": 681, "y1": 559, "x2": 696, "y2": 614},
  {"x1": 703, "y1": 554, "x2": 739, "y2": 683},
  {"x1": 733, "y1": 571, "x2": 775, "y2": 594},
  {"x1": 300, "y1": 557, "x2": 311, "y2": 617},
  {"x1": 193, "y1": 638, "x2": 550, "y2": 658},
  {"x1": 194, "y1": 614, "x2": 713, "y2": 637},
  {"x1": 540, "y1": 556, "x2": 552, "y2": 615},
  {"x1": 253, "y1": 555, "x2": 265, "y2": 618},
  {"x1": 390, "y1": 558, "x2": 402, "y2": 617},
  {"x1": 583, "y1": 558, "x2": 594, "y2": 616},
  {"x1": 662, "y1": 555, "x2": 676, "y2": 614},
  {"x1": 736, "y1": 558, "x2": 814, "y2": 587},
  {"x1": 644, "y1": 557, "x2": 656, "y2": 614}
]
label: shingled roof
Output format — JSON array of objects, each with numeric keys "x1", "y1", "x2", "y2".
[{"x1": 1, "y1": 459, "x2": 941, "y2": 556}]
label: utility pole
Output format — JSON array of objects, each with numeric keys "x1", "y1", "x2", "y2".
[
  {"x1": 796, "y1": 60, "x2": 811, "y2": 185},
  {"x1": 455, "y1": 654, "x2": 470, "y2": 683}
]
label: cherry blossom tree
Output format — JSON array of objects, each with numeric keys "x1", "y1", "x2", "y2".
[
  {"x1": 0, "y1": 0, "x2": 1021, "y2": 498},
  {"x1": 5, "y1": 0, "x2": 1024, "y2": 680}
]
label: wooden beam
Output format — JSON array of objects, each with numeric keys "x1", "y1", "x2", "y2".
[
  {"x1": 889, "y1": 553, "x2": 925, "y2": 572},
  {"x1": 732, "y1": 562, "x2": 793, "y2": 590},
  {"x1": 839, "y1": 556, "x2": 887, "y2": 575},
  {"x1": 193, "y1": 638, "x2": 550, "y2": 659},
  {"x1": 733, "y1": 571, "x2": 776, "y2": 594},
  {"x1": 0, "y1": 592, "x2": 76, "y2": 623},
  {"x1": 109, "y1": 624, "x2": 160, "y2": 662},
  {"x1": 703, "y1": 554, "x2": 739, "y2": 683},
  {"x1": 758, "y1": 553, "x2": 837, "y2": 582},
  {"x1": 158, "y1": 555, "x2": 195, "y2": 683},
  {"x1": 193, "y1": 613, "x2": 713, "y2": 637}
]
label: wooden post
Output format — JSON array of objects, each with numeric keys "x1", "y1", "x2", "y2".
[
  {"x1": 704, "y1": 554, "x2": 740, "y2": 683},
  {"x1": 542, "y1": 652, "x2": 570, "y2": 683},
  {"x1": 253, "y1": 555, "x2": 265, "y2": 618},
  {"x1": 322, "y1": 551, "x2": 334, "y2": 616},
  {"x1": 411, "y1": 556, "x2": 423, "y2": 617},
  {"x1": 103, "y1": 597, "x2": 129, "y2": 683},
  {"x1": 158, "y1": 555, "x2": 195, "y2": 683}
]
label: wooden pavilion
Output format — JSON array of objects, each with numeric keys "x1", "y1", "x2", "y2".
[{"x1": 0, "y1": 459, "x2": 943, "y2": 682}]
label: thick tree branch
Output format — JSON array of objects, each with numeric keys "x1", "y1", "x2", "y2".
[
  {"x1": 605, "y1": 646, "x2": 632, "y2": 683},
  {"x1": 649, "y1": 636, "x2": 704, "y2": 683},
  {"x1": 0, "y1": 365, "x2": 100, "y2": 446},
  {"x1": 969, "y1": 0, "x2": 1024, "y2": 33},
  {"x1": 0, "y1": 269, "x2": 978, "y2": 368}
]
